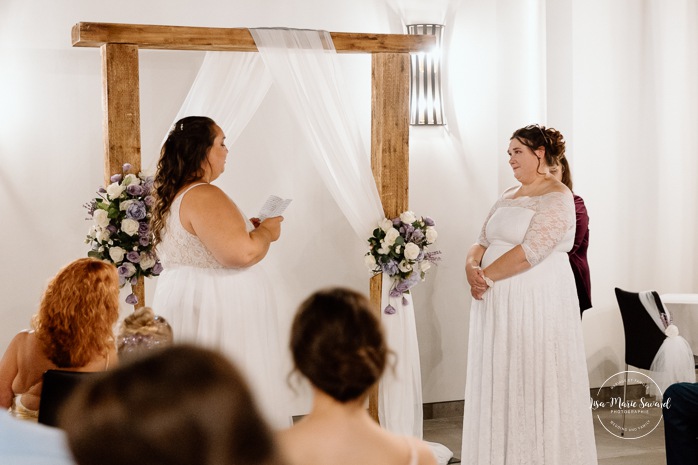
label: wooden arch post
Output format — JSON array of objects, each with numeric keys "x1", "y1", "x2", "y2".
[{"x1": 72, "y1": 22, "x2": 434, "y2": 421}]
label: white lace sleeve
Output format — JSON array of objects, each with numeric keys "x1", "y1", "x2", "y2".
[
  {"x1": 521, "y1": 192, "x2": 575, "y2": 266},
  {"x1": 477, "y1": 201, "x2": 500, "y2": 248}
]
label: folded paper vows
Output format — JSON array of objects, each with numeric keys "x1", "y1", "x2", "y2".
[{"x1": 257, "y1": 195, "x2": 292, "y2": 221}]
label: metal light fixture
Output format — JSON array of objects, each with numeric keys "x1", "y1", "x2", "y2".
[{"x1": 407, "y1": 24, "x2": 444, "y2": 126}]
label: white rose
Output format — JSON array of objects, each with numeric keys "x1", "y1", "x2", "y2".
[
  {"x1": 400, "y1": 211, "x2": 417, "y2": 224},
  {"x1": 665, "y1": 324, "x2": 680, "y2": 337},
  {"x1": 364, "y1": 254, "x2": 377, "y2": 270},
  {"x1": 426, "y1": 226, "x2": 438, "y2": 243},
  {"x1": 95, "y1": 228, "x2": 111, "y2": 243},
  {"x1": 404, "y1": 242, "x2": 420, "y2": 260},
  {"x1": 384, "y1": 228, "x2": 400, "y2": 246},
  {"x1": 379, "y1": 218, "x2": 393, "y2": 232},
  {"x1": 123, "y1": 174, "x2": 140, "y2": 186},
  {"x1": 109, "y1": 246, "x2": 126, "y2": 263},
  {"x1": 106, "y1": 182, "x2": 126, "y2": 199},
  {"x1": 398, "y1": 260, "x2": 413, "y2": 272},
  {"x1": 139, "y1": 253, "x2": 156, "y2": 270},
  {"x1": 121, "y1": 218, "x2": 140, "y2": 236},
  {"x1": 93, "y1": 209, "x2": 110, "y2": 228},
  {"x1": 420, "y1": 261, "x2": 432, "y2": 272},
  {"x1": 395, "y1": 245, "x2": 402, "y2": 254},
  {"x1": 120, "y1": 199, "x2": 135, "y2": 211},
  {"x1": 377, "y1": 243, "x2": 391, "y2": 255}
]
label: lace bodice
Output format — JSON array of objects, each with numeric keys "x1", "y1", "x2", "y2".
[
  {"x1": 477, "y1": 189, "x2": 575, "y2": 266},
  {"x1": 157, "y1": 184, "x2": 247, "y2": 269}
]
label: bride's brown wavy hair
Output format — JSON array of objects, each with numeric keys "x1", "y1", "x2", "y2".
[{"x1": 151, "y1": 116, "x2": 217, "y2": 248}]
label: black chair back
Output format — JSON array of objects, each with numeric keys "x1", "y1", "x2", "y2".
[
  {"x1": 38, "y1": 369, "x2": 95, "y2": 427},
  {"x1": 614, "y1": 287, "x2": 667, "y2": 370}
]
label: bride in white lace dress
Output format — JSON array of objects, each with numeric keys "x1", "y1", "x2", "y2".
[
  {"x1": 150, "y1": 116, "x2": 289, "y2": 428},
  {"x1": 462, "y1": 125, "x2": 596, "y2": 464}
]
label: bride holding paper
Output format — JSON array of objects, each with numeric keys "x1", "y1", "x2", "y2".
[{"x1": 150, "y1": 116, "x2": 290, "y2": 427}]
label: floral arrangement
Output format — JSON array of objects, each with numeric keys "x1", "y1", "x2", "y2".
[
  {"x1": 84, "y1": 163, "x2": 162, "y2": 305},
  {"x1": 365, "y1": 211, "x2": 441, "y2": 314}
]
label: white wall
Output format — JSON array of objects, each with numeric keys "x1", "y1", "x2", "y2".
[{"x1": 2, "y1": 0, "x2": 697, "y2": 414}]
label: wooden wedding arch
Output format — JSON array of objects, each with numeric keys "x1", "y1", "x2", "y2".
[{"x1": 72, "y1": 22, "x2": 435, "y2": 420}]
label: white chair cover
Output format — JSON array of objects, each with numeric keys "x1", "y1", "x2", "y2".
[{"x1": 639, "y1": 291, "x2": 696, "y2": 395}]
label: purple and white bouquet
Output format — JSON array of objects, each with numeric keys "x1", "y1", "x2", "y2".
[
  {"x1": 365, "y1": 211, "x2": 441, "y2": 314},
  {"x1": 84, "y1": 163, "x2": 162, "y2": 305}
]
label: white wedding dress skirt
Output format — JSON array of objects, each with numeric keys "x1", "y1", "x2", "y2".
[
  {"x1": 462, "y1": 195, "x2": 597, "y2": 464},
  {"x1": 153, "y1": 264, "x2": 289, "y2": 428}
]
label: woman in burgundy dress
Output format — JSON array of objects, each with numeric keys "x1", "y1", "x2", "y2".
[{"x1": 550, "y1": 157, "x2": 592, "y2": 315}]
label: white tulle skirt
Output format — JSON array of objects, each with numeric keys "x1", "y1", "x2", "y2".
[{"x1": 152, "y1": 264, "x2": 291, "y2": 429}]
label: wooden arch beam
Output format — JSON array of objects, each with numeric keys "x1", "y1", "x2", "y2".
[
  {"x1": 72, "y1": 22, "x2": 435, "y2": 53},
  {"x1": 73, "y1": 21, "x2": 435, "y2": 422}
]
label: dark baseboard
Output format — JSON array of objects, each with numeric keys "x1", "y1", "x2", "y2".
[
  {"x1": 423, "y1": 400, "x2": 464, "y2": 420},
  {"x1": 423, "y1": 384, "x2": 653, "y2": 420},
  {"x1": 590, "y1": 383, "x2": 649, "y2": 402}
]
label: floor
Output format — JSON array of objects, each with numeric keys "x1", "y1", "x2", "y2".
[{"x1": 423, "y1": 404, "x2": 667, "y2": 464}]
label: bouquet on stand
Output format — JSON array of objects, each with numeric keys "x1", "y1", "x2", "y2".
[
  {"x1": 84, "y1": 163, "x2": 162, "y2": 305},
  {"x1": 365, "y1": 211, "x2": 441, "y2": 314}
]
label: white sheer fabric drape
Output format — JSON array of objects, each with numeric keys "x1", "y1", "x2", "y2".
[
  {"x1": 249, "y1": 28, "x2": 383, "y2": 238},
  {"x1": 165, "y1": 52, "x2": 272, "y2": 150},
  {"x1": 249, "y1": 28, "x2": 426, "y2": 444},
  {"x1": 638, "y1": 291, "x2": 696, "y2": 395}
]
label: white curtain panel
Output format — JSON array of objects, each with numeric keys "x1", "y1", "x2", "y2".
[
  {"x1": 166, "y1": 51, "x2": 272, "y2": 150},
  {"x1": 249, "y1": 28, "x2": 426, "y2": 441},
  {"x1": 249, "y1": 28, "x2": 384, "y2": 239}
]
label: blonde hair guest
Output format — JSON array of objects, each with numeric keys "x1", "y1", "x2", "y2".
[
  {"x1": 116, "y1": 306, "x2": 173, "y2": 360},
  {"x1": 0, "y1": 257, "x2": 119, "y2": 420}
]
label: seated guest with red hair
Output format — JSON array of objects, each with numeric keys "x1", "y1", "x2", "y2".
[{"x1": 0, "y1": 257, "x2": 119, "y2": 421}]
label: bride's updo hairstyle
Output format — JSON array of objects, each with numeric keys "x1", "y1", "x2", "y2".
[
  {"x1": 290, "y1": 287, "x2": 387, "y2": 402},
  {"x1": 511, "y1": 124, "x2": 566, "y2": 174},
  {"x1": 151, "y1": 116, "x2": 217, "y2": 248}
]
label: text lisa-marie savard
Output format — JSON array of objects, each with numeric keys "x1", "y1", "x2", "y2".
[{"x1": 590, "y1": 397, "x2": 671, "y2": 410}]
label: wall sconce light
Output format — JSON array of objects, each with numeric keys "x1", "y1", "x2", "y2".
[{"x1": 407, "y1": 24, "x2": 444, "y2": 126}]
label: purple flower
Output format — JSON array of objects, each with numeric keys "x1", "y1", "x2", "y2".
[
  {"x1": 408, "y1": 229, "x2": 424, "y2": 243},
  {"x1": 110, "y1": 174, "x2": 123, "y2": 183},
  {"x1": 139, "y1": 236, "x2": 150, "y2": 247},
  {"x1": 106, "y1": 224, "x2": 118, "y2": 234},
  {"x1": 126, "y1": 184, "x2": 144, "y2": 196},
  {"x1": 118, "y1": 274, "x2": 126, "y2": 286},
  {"x1": 138, "y1": 222, "x2": 150, "y2": 234},
  {"x1": 384, "y1": 304, "x2": 396, "y2": 315},
  {"x1": 84, "y1": 200, "x2": 97, "y2": 216},
  {"x1": 392, "y1": 217, "x2": 401, "y2": 227},
  {"x1": 152, "y1": 262, "x2": 163, "y2": 275},
  {"x1": 118, "y1": 262, "x2": 137, "y2": 278},
  {"x1": 391, "y1": 274, "x2": 420, "y2": 296},
  {"x1": 126, "y1": 251, "x2": 141, "y2": 263},
  {"x1": 144, "y1": 195, "x2": 155, "y2": 206},
  {"x1": 424, "y1": 216, "x2": 435, "y2": 227},
  {"x1": 125, "y1": 293, "x2": 138, "y2": 305},
  {"x1": 126, "y1": 201, "x2": 147, "y2": 220},
  {"x1": 130, "y1": 276, "x2": 138, "y2": 285},
  {"x1": 381, "y1": 259, "x2": 399, "y2": 276},
  {"x1": 98, "y1": 187, "x2": 107, "y2": 194},
  {"x1": 122, "y1": 163, "x2": 132, "y2": 173}
]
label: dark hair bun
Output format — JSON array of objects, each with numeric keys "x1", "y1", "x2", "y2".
[{"x1": 291, "y1": 288, "x2": 387, "y2": 402}]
